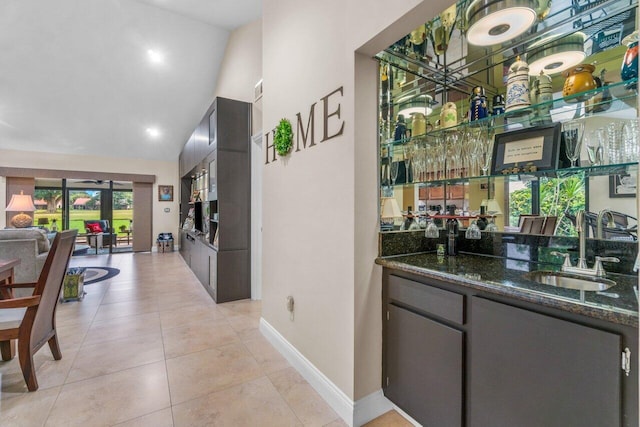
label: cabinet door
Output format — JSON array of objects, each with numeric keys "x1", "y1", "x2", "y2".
[
  {"x1": 470, "y1": 297, "x2": 621, "y2": 427},
  {"x1": 385, "y1": 304, "x2": 463, "y2": 427}
]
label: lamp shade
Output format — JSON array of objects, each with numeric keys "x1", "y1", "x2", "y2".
[
  {"x1": 397, "y1": 94, "x2": 434, "y2": 118},
  {"x1": 527, "y1": 33, "x2": 586, "y2": 75},
  {"x1": 466, "y1": 0, "x2": 537, "y2": 46},
  {"x1": 381, "y1": 197, "x2": 402, "y2": 220},
  {"x1": 6, "y1": 191, "x2": 36, "y2": 228},
  {"x1": 6, "y1": 191, "x2": 36, "y2": 212},
  {"x1": 481, "y1": 198, "x2": 503, "y2": 216}
]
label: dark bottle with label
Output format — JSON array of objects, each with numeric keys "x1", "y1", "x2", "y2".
[{"x1": 446, "y1": 207, "x2": 458, "y2": 256}]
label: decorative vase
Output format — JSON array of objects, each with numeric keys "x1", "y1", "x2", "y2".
[
  {"x1": 505, "y1": 56, "x2": 531, "y2": 113},
  {"x1": 440, "y1": 102, "x2": 457, "y2": 128},
  {"x1": 621, "y1": 31, "x2": 638, "y2": 83},
  {"x1": 562, "y1": 63, "x2": 596, "y2": 102}
]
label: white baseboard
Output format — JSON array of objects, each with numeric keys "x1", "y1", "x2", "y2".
[{"x1": 259, "y1": 318, "x2": 399, "y2": 426}]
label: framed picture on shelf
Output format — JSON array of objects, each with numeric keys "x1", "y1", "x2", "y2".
[
  {"x1": 609, "y1": 173, "x2": 636, "y2": 198},
  {"x1": 491, "y1": 123, "x2": 563, "y2": 175},
  {"x1": 158, "y1": 185, "x2": 174, "y2": 201}
]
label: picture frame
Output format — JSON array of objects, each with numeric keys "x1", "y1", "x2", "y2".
[
  {"x1": 609, "y1": 173, "x2": 636, "y2": 198},
  {"x1": 158, "y1": 185, "x2": 174, "y2": 202},
  {"x1": 491, "y1": 123, "x2": 563, "y2": 175}
]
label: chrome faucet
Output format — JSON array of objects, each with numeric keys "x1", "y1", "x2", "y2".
[
  {"x1": 596, "y1": 209, "x2": 616, "y2": 239},
  {"x1": 575, "y1": 210, "x2": 588, "y2": 269}
]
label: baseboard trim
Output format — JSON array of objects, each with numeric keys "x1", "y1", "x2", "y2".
[{"x1": 259, "y1": 317, "x2": 398, "y2": 426}]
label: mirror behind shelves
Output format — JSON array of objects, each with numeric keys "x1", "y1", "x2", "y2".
[{"x1": 378, "y1": 0, "x2": 638, "y2": 241}]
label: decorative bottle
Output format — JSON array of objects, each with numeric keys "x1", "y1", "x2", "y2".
[{"x1": 446, "y1": 206, "x2": 458, "y2": 256}]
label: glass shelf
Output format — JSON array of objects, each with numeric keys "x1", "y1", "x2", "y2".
[
  {"x1": 378, "y1": 0, "x2": 637, "y2": 88},
  {"x1": 381, "y1": 79, "x2": 638, "y2": 147},
  {"x1": 383, "y1": 162, "x2": 638, "y2": 189}
]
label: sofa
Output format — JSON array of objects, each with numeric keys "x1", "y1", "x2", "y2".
[{"x1": 0, "y1": 228, "x2": 50, "y2": 283}]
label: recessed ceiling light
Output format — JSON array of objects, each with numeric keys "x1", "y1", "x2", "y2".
[
  {"x1": 527, "y1": 33, "x2": 586, "y2": 76},
  {"x1": 146, "y1": 127, "x2": 161, "y2": 138},
  {"x1": 147, "y1": 49, "x2": 164, "y2": 65}
]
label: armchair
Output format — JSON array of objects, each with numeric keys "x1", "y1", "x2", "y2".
[
  {"x1": 0, "y1": 230, "x2": 77, "y2": 391},
  {"x1": 84, "y1": 220, "x2": 117, "y2": 248}
]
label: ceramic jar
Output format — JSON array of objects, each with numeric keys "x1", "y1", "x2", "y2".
[
  {"x1": 469, "y1": 86, "x2": 488, "y2": 121},
  {"x1": 411, "y1": 112, "x2": 427, "y2": 136},
  {"x1": 506, "y1": 56, "x2": 531, "y2": 113},
  {"x1": 440, "y1": 102, "x2": 457, "y2": 129},
  {"x1": 530, "y1": 71, "x2": 553, "y2": 125},
  {"x1": 492, "y1": 94, "x2": 505, "y2": 116},
  {"x1": 562, "y1": 64, "x2": 596, "y2": 101},
  {"x1": 621, "y1": 31, "x2": 638, "y2": 83}
]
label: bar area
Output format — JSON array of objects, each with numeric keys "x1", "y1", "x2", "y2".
[{"x1": 376, "y1": 0, "x2": 639, "y2": 425}]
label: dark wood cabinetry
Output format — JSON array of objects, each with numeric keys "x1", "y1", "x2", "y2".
[
  {"x1": 179, "y1": 97, "x2": 251, "y2": 303},
  {"x1": 382, "y1": 269, "x2": 638, "y2": 427},
  {"x1": 470, "y1": 296, "x2": 621, "y2": 427}
]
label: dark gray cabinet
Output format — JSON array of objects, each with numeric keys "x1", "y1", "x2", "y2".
[
  {"x1": 470, "y1": 296, "x2": 621, "y2": 427},
  {"x1": 179, "y1": 97, "x2": 250, "y2": 303},
  {"x1": 382, "y1": 269, "x2": 637, "y2": 427},
  {"x1": 385, "y1": 304, "x2": 463, "y2": 426}
]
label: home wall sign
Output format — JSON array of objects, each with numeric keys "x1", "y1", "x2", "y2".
[{"x1": 264, "y1": 86, "x2": 345, "y2": 164}]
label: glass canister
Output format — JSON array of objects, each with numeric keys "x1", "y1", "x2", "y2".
[
  {"x1": 562, "y1": 63, "x2": 596, "y2": 101},
  {"x1": 505, "y1": 56, "x2": 531, "y2": 113},
  {"x1": 621, "y1": 31, "x2": 638, "y2": 83}
]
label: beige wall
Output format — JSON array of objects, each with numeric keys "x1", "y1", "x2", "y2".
[
  {"x1": 0, "y1": 149, "x2": 178, "y2": 245},
  {"x1": 213, "y1": 18, "x2": 262, "y2": 106},
  {"x1": 262, "y1": 0, "x2": 452, "y2": 401}
]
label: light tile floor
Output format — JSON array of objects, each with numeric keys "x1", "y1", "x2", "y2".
[{"x1": 0, "y1": 252, "x2": 406, "y2": 427}]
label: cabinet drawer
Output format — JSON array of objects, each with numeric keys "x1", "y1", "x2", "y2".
[{"x1": 388, "y1": 275, "x2": 464, "y2": 325}]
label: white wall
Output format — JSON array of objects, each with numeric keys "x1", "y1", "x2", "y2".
[
  {"x1": 261, "y1": 0, "x2": 452, "y2": 411},
  {"x1": 0, "y1": 149, "x2": 178, "y2": 245},
  {"x1": 213, "y1": 19, "x2": 262, "y2": 105}
]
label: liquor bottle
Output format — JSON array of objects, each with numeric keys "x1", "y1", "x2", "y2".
[{"x1": 446, "y1": 206, "x2": 458, "y2": 256}]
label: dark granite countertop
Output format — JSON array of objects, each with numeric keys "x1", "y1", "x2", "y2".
[{"x1": 376, "y1": 252, "x2": 639, "y2": 328}]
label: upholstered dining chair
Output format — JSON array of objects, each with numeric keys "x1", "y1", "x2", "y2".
[{"x1": 0, "y1": 229, "x2": 77, "y2": 391}]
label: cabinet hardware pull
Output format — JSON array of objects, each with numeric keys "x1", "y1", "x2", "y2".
[
  {"x1": 622, "y1": 348, "x2": 631, "y2": 376},
  {"x1": 386, "y1": 311, "x2": 390, "y2": 321}
]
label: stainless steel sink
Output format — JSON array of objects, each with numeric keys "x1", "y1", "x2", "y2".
[{"x1": 526, "y1": 271, "x2": 616, "y2": 292}]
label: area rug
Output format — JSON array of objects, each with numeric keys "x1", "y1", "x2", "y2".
[{"x1": 83, "y1": 267, "x2": 120, "y2": 285}]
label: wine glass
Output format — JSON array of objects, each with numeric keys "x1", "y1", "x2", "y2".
[
  {"x1": 425, "y1": 220, "x2": 439, "y2": 238},
  {"x1": 562, "y1": 120, "x2": 585, "y2": 167},
  {"x1": 465, "y1": 220, "x2": 482, "y2": 240},
  {"x1": 403, "y1": 141, "x2": 415, "y2": 183},
  {"x1": 390, "y1": 161, "x2": 399, "y2": 186},
  {"x1": 585, "y1": 130, "x2": 603, "y2": 166}
]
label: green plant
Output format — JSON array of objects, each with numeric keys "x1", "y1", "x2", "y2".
[{"x1": 274, "y1": 118, "x2": 293, "y2": 156}]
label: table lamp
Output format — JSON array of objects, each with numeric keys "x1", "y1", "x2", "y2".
[
  {"x1": 6, "y1": 191, "x2": 36, "y2": 228},
  {"x1": 381, "y1": 197, "x2": 402, "y2": 231},
  {"x1": 481, "y1": 199, "x2": 503, "y2": 232}
]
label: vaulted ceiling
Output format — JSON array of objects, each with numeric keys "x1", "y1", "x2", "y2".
[{"x1": 0, "y1": 0, "x2": 261, "y2": 162}]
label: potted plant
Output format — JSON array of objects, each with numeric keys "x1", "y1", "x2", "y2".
[{"x1": 274, "y1": 118, "x2": 293, "y2": 156}]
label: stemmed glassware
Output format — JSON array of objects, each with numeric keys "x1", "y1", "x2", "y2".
[
  {"x1": 562, "y1": 120, "x2": 585, "y2": 167},
  {"x1": 585, "y1": 129, "x2": 604, "y2": 166},
  {"x1": 388, "y1": 144, "x2": 399, "y2": 186},
  {"x1": 403, "y1": 141, "x2": 414, "y2": 183},
  {"x1": 465, "y1": 220, "x2": 482, "y2": 239}
]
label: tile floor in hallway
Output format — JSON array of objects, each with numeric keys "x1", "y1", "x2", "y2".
[{"x1": 0, "y1": 252, "x2": 409, "y2": 427}]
